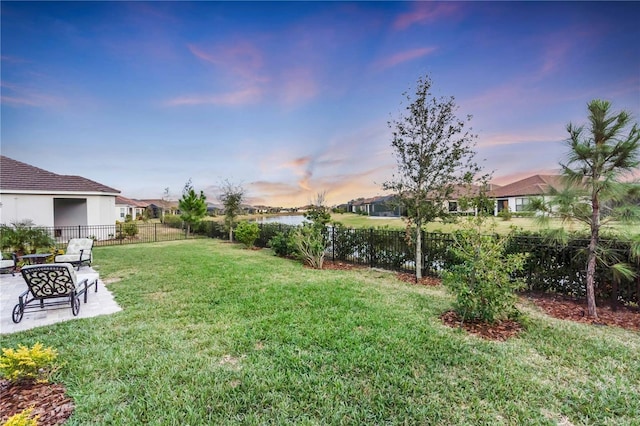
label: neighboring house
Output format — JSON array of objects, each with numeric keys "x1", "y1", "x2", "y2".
[
  {"x1": 490, "y1": 174, "x2": 564, "y2": 215},
  {"x1": 139, "y1": 199, "x2": 180, "y2": 219},
  {"x1": 348, "y1": 195, "x2": 403, "y2": 217},
  {"x1": 115, "y1": 196, "x2": 149, "y2": 222},
  {"x1": 0, "y1": 156, "x2": 120, "y2": 231}
]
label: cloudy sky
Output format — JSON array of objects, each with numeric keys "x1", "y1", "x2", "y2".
[{"x1": 2, "y1": 1, "x2": 639, "y2": 207}]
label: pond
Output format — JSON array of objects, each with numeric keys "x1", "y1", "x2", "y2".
[{"x1": 253, "y1": 215, "x2": 309, "y2": 226}]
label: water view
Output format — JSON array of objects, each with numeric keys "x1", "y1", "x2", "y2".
[{"x1": 253, "y1": 215, "x2": 308, "y2": 226}]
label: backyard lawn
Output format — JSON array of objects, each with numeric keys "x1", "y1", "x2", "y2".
[{"x1": 1, "y1": 239, "x2": 638, "y2": 424}]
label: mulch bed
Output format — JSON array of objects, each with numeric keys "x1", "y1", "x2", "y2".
[
  {"x1": 523, "y1": 292, "x2": 640, "y2": 331},
  {"x1": 0, "y1": 380, "x2": 74, "y2": 425},
  {"x1": 440, "y1": 310, "x2": 523, "y2": 341}
]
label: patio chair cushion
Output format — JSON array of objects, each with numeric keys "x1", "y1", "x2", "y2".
[
  {"x1": 54, "y1": 238, "x2": 93, "y2": 264},
  {"x1": 0, "y1": 259, "x2": 14, "y2": 269}
]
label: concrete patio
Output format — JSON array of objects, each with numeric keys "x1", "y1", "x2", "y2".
[{"x1": 0, "y1": 267, "x2": 121, "y2": 334}]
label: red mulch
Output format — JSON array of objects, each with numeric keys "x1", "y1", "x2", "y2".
[
  {"x1": 440, "y1": 310, "x2": 523, "y2": 341},
  {"x1": 522, "y1": 292, "x2": 640, "y2": 331},
  {"x1": 0, "y1": 380, "x2": 74, "y2": 425}
]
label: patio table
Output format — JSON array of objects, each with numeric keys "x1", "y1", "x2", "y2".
[{"x1": 19, "y1": 253, "x2": 51, "y2": 265}]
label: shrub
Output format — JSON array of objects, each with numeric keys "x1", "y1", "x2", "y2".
[
  {"x1": 235, "y1": 221, "x2": 260, "y2": 248},
  {"x1": 3, "y1": 407, "x2": 39, "y2": 426},
  {"x1": 293, "y1": 224, "x2": 327, "y2": 269},
  {"x1": 123, "y1": 221, "x2": 139, "y2": 238},
  {"x1": 0, "y1": 343, "x2": 58, "y2": 383},
  {"x1": 269, "y1": 231, "x2": 297, "y2": 257},
  {"x1": 497, "y1": 208, "x2": 513, "y2": 221},
  {"x1": 0, "y1": 220, "x2": 55, "y2": 254},
  {"x1": 443, "y1": 222, "x2": 527, "y2": 323},
  {"x1": 163, "y1": 215, "x2": 184, "y2": 229}
]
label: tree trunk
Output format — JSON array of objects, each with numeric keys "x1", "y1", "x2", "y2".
[
  {"x1": 229, "y1": 227, "x2": 233, "y2": 242},
  {"x1": 586, "y1": 196, "x2": 600, "y2": 319},
  {"x1": 415, "y1": 221, "x2": 423, "y2": 280}
]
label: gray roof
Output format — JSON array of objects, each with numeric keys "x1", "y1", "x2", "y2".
[{"x1": 0, "y1": 155, "x2": 120, "y2": 194}]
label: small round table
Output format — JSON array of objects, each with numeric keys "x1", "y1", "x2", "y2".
[{"x1": 19, "y1": 253, "x2": 52, "y2": 265}]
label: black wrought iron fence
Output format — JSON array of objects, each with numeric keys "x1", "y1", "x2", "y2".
[{"x1": 2, "y1": 221, "x2": 637, "y2": 306}]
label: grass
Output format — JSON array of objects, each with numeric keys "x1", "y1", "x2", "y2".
[
  {"x1": 331, "y1": 213, "x2": 640, "y2": 236},
  {"x1": 2, "y1": 239, "x2": 639, "y2": 424}
]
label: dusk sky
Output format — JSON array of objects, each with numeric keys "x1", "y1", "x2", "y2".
[{"x1": 2, "y1": 1, "x2": 639, "y2": 207}]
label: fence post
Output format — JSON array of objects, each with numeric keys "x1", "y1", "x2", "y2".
[
  {"x1": 78, "y1": 225, "x2": 81, "y2": 238},
  {"x1": 333, "y1": 228, "x2": 340, "y2": 263},
  {"x1": 369, "y1": 228, "x2": 374, "y2": 267},
  {"x1": 154, "y1": 223, "x2": 157, "y2": 242},
  {"x1": 421, "y1": 229, "x2": 426, "y2": 278}
]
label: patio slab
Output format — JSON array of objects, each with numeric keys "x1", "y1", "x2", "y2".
[{"x1": 0, "y1": 267, "x2": 121, "y2": 335}]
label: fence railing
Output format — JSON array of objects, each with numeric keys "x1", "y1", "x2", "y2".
[{"x1": 2, "y1": 221, "x2": 638, "y2": 306}]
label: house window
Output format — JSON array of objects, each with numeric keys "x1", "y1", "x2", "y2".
[
  {"x1": 515, "y1": 198, "x2": 529, "y2": 212},
  {"x1": 448, "y1": 201, "x2": 458, "y2": 212},
  {"x1": 120, "y1": 208, "x2": 126, "y2": 218}
]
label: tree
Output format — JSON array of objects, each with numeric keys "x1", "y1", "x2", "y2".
[
  {"x1": 383, "y1": 74, "x2": 483, "y2": 280},
  {"x1": 537, "y1": 100, "x2": 639, "y2": 318},
  {"x1": 219, "y1": 180, "x2": 244, "y2": 242},
  {"x1": 178, "y1": 179, "x2": 207, "y2": 237},
  {"x1": 303, "y1": 191, "x2": 331, "y2": 227}
]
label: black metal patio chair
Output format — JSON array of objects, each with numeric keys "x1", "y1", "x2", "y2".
[{"x1": 12, "y1": 263, "x2": 98, "y2": 323}]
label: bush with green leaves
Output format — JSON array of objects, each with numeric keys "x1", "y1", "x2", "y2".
[
  {"x1": 0, "y1": 342, "x2": 58, "y2": 383},
  {"x1": 162, "y1": 214, "x2": 184, "y2": 229},
  {"x1": 293, "y1": 224, "x2": 327, "y2": 269},
  {"x1": 235, "y1": 221, "x2": 260, "y2": 248},
  {"x1": 269, "y1": 230, "x2": 298, "y2": 257},
  {"x1": 497, "y1": 208, "x2": 513, "y2": 221},
  {"x1": 0, "y1": 220, "x2": 55, "y2": 255},
  {"x1": 443, "y1": 221, "x2": 527, "y2": 323},
  {"x1": 123, "y1": 221, "x2": 139, "y2": 238}
]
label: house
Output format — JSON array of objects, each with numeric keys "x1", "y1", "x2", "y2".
[
  {"x1": 489, "y1": 174, "x2": 564, "y2": 215},
  {"x1": 348, "y1": 195, "x2": 403, "y2": 217},
  {"x1": 115, "y1": 196, "x2": 149, "y2": 221},
  {"x1": 138, "y1": 199, "x2": 180, "y2": 219},
  {"x1": 0, "y1": 155, "x2": 120, "y2": 229}
]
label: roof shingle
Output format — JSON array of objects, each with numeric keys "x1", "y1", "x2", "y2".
[
  {"x1": 0, "y1": 155, "x2": 120, "y2": 194},
  {"x1": 490, "y1": 175, "x2": 564, "y2": 198}
]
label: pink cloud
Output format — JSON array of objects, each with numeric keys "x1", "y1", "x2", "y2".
[
  {"x1": 188, "y1": 42, "x2": 267, "y2": 83},
  {"x1": 478, "y1": 131, "x2": 561, "y2": 148},
  {"x1": 394, "y1": 3, "x2": 461, "y2": 30},
  {"x1": 375, "y1": 47, "x2": 437, "y2": 70},
  {"x1": 278, "y1": 68, "x2": 319, "y2": 105},
  {"x1": 165, "y1": 87, "x2": 262, "y2": 106},
  {"x1": 0, "y1": 81, "x2": 65, "y2": 107}
]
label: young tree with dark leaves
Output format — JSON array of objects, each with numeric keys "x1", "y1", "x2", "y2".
[
  {"x1": 179, "y1": 179, "x2": 207, "y2": 237},
  {"x1": 219, "y1": 180, "x2": 245, "y2": 242},
  {"x1": 383, "y1": 74, "x2": 483, "y2": 280}
]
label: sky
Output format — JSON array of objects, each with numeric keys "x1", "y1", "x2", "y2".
[{"x1": 2, "y1": 1, "x2": 639, "y2": 207}]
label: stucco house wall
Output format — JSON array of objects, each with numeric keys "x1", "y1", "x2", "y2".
[
  {"x1": 490, "y1": 175, "x2": 564, "y2": 215},
  {"x1": 0, "y1": 156, "x2": 120, "y2": 232}
]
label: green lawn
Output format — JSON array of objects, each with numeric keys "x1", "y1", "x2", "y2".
[
  {"x1": 331, "y1": 213, "x2": 640, "y2": 236},
  {"x1": 2, "y1": 240, "x2": 639, "y2": 424}
]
